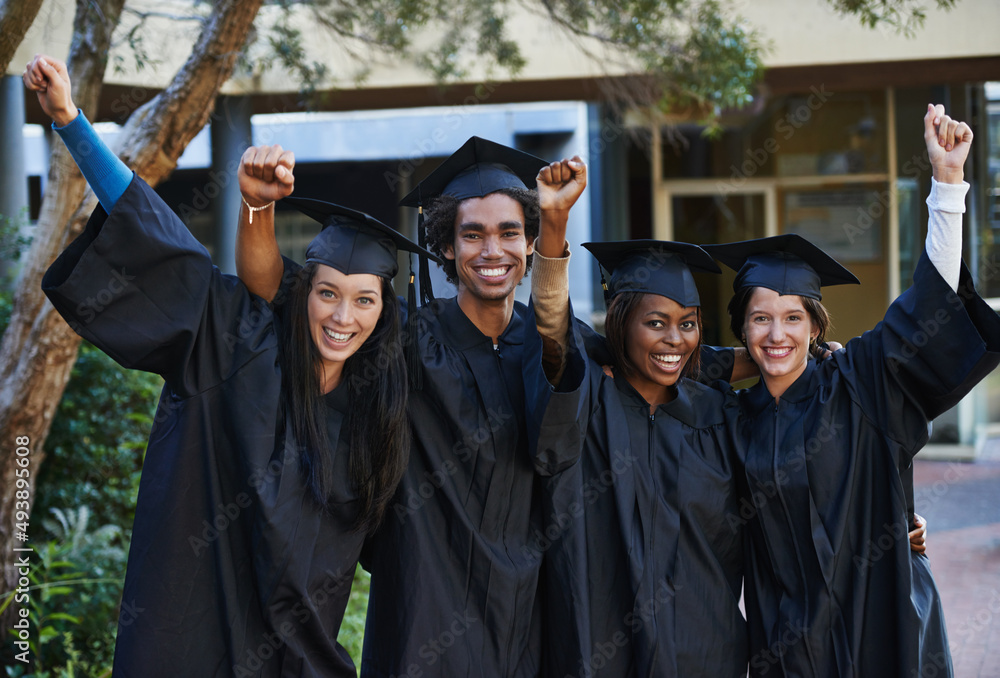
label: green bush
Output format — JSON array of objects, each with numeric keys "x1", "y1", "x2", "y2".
[
  {"x1": 1, "y1": 290, "x2": 159, "y2": 676},
  {"x1": 338, "y1": 565, "x2": 371, "y2": 663},
  {"x1": 34, "y1": 341, "x2": 161, "y2": 539},
  {"x1": 2, "y1": 508, "x2": 126, "y2": 677},
  {"x1": 31, "y1": 344, "x2": 160, "y2": 675}
]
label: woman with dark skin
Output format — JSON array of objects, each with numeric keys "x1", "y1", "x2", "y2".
[
  {"x1": 26, "y1": 54, "x2": 437, "y2": 677},
  {"x1": 525, "y1": 236, "x2": 748, "y2": 677}
]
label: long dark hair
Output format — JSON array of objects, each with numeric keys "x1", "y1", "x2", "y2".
[
  {"x1": 280, "y1": 263, "x2": 409, "y2": 532},
  {"x1": 727, "y1": 286, "x2": 832, "y2": 360},
  {"x1": 605, "y1": 291, "x2": 703, "y2": 381}
]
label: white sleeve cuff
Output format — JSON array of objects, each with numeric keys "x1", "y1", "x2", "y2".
[
  {"x1": 924, "y1": 177, "x2": 967, "y2": 292},
  {"x1": 926, "y1": 177, "x2": 969, "y2": 214}
]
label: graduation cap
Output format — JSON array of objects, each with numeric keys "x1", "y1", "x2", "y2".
[
  {"x1": 703, "y1": 234, "x2": 859, "y2": 300},
  {"x1": 582, "y1": 240, "x2": 721, "y2": 308},
  {"x1": 400, "y1": 136, "x2": 547, "y2": 207},
  {"x1": 284, "y1": 196, "x2": 442, "y2": 278},
  {"x1": 283, "y1": 196, "x2": 443, "y2": 390},
  {"x1": 399, "y1": 136, "x2": 549, "y2": 303}
]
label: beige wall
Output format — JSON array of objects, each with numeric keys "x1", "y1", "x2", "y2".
[
  {"x1": 11, "y1": 0, "x2": 998, "y2": 94},
  {"x1": 741, "y1": 0, "x2": 999, "y2": 67}
]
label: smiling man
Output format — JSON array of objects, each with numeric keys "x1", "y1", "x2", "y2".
[
  {"x1": 235, "y1": 136, "x2": 589, "y2": 677},
  {"x1": 407, "y1": 137, "x2": 549, "y2": 337},
  {"x1": 355, "y1": 137, "x2": 588, "y2": 677}
]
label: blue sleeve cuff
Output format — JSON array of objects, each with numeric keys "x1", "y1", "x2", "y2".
[{"x1": 53, "y1": 111, "x2": 133, "y2": 212}]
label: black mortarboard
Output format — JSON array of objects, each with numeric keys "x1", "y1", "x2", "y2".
[
  {"x1": 284, "y1": 197, "x2": 442, "y2": 390},
  {"x1": 582, "y1": 240, "x2": 721, "y2": 308},
  {"x1": 399, "y1": 136, "x2": 548, "y2": 207},
  {"x1": 399, "y1": 137, "x2": 548, "y2": 306},
  {"x1": 703, "y1": 234, "x2": 859, "y2": 300},
  {"x1": 283, "y1": 196, "x2": 442, "y2": 278}
]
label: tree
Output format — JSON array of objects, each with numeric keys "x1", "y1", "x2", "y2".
[
  {"x1": 0, "y1": 0, "x2": 264, "y2": 632},
  {"x1": 0, "y1": 0, "x2": 45, "y2": 74},
  {"x1": 0, "y1": 0, "x2": 961, "y2": 636}
]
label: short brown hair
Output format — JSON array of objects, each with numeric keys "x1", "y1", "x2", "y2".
[{"x1": 422, "y1": 188, "x2": 540, "y2": 285}]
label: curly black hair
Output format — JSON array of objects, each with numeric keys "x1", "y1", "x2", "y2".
[{"x1": 422, "y1": 187, "x2": 540, "y2": 285}]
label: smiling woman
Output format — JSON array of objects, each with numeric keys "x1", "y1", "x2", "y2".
[
  {"x1": 714, "y1": 235, "x2": 846, "y2": 402},
  {"x1": 305, "y1": 265, "x2": 384, "y2": 390},
  {"x1": 606, "y1": 292, "x2": 702, "y2": 407},
  {"x1": 24, "y1": 51, "x2": 442, "y2": 677},
  {"x1": 529, "y1": 238, "x2": 751, "y2": 676},
  {"x1": 705, "y1": 104, "x2": 1000, "y2": 678}
]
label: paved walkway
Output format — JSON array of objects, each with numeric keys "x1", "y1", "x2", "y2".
[{"x1": 916, "y1": 442, "x2": 1000, "y2": 678}]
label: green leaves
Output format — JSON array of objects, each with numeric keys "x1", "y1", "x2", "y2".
[
  {"x1": 0, "y1": 511, "x2": 129, "y2": 674},
  {"x1": 10, "y1": 319, "x2": 159, "y2": 673},
  {"x1": 823, "y1": 0, "x2": 957, "y2": 36},
  {"x1": 110, "y1": 0, "x2": 955, "y2": 125},
  {"x1": 537, "y1": 0, "x2": 764, "y2": 122},
  {"x1": 336, "y1": 564, "x2": 371, "y2": 662}
]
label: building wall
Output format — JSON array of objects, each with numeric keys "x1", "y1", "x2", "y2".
[{"x1": 10, "y1": 0, "x2": 998, "y2": 94}]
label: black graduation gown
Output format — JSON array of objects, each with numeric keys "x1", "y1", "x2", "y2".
[
  {"x1": 359, "y1": 297, "x2": 587, "y2": 677},
  {"x1": 737, "y1": 251, "x2": 1000, "y2": 678},
  {"x1": 42, "y1": 177, "x2": 365, "y2": 677},
  {"x1": 532, "y1": 320, "x2": 748, "y2": 678}
]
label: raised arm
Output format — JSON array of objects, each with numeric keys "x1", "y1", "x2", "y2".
[
  {"x1": 524, "y1": 157, "x2": 590, "y2": 473},
  {"x1": 833, "y1": 105, "x2": 999, "y2": 462},
  {"x1": 923, "y1": 103, "x2": 973, "y2": 292},
  {"x1": 531, "y1": 156, "x2": 587, "y2": 384},
  {"x1": 27, "y1": 56, "x2": 272, "y2": 393},
  {"x1": 23, "y1": 54, "x2": 132, "y2": 211},
  {"x1": 235, "y1": 145, "x2": 295, "y2": 302}
]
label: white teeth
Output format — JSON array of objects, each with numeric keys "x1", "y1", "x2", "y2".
[
  {"x1": 652, "y1": 354, "x2": 681, "y2": 364},
  {"x1": 764, "y1": 347, "x2": 791, "y2": 357},
  {"x1": 479, "y1": 267, "x2": 509, "y2": 277},
  {"x1": 324, "y1": 328, "x2": 352, "y2": 342}
]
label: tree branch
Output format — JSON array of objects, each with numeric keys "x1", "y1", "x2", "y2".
[{"x1": 0, "y1": 0, "x2": 45, "y2": 73}]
